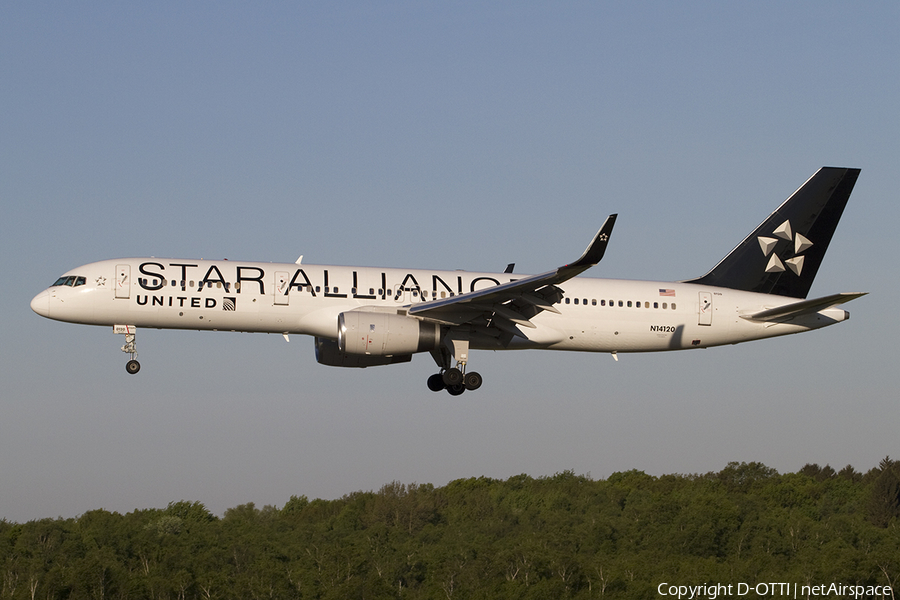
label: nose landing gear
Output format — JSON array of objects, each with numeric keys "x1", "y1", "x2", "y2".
[{"x1": 115, "y1": 325, "x2": 140, "y2": 374}]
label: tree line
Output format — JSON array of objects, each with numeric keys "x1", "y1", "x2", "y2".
[{"x1": 2, "y1": 459, "x2": 899, "y2": 599}]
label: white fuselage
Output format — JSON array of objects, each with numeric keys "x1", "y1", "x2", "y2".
[{"x1": 30, "y1": 258, "x2": 849, "y2": 354}]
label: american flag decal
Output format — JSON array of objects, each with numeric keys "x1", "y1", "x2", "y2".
[
  {"x1": 659, "y1": 289, "x2": 675, "y2": 297},
  {"x1": 222, "y1": 297, "x2": 237, "y2": 311}
]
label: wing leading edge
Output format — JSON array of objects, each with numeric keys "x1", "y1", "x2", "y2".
[{"x1": 407, "y1": 215, "x2": 617, "y2": 335}]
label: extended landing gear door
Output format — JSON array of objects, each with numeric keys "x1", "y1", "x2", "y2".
[
  {"x1": 698, "y1": 291, "x2": 713, "y2": 326},
  {"x1": 115, "y1": 264, "x2": 130, "y2": 299},
  {"x1": 274, "y1": 271, "x2": 289, "y2": 305}
]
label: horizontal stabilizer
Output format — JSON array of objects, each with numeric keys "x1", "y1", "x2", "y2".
[{"x1": 741, "y1": 292, "x2": 866, "y2": 322}]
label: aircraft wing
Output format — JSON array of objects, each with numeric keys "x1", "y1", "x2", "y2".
[
  {"x1": 407, "y1": 215, "x2": 617, "y2": 334},
  {"x1": 740, "y1": 292, "x2": 867, "y2": 323}
]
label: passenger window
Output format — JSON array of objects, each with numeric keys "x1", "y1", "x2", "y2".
[
  {"x1": 654, "y1": 302, "x2": 659, "y2": 309},
  {"x1": 217, "y1": 282, "x2": 222, "y2": 289},
  {"x1": 190, "y1": 280, "x2": 195, "y2": 288},
  {"x1": 315, "y1": 286, "x2": 321, "y2": 293},
  {"x1": 369, "y1": 288, "x2": 375, "y2": 295},
  {"x1": 592, "y1": 299, "x2": 597, "y2": 306},
  {"x1": 207, "y1": 281, "x2": 213, "y2": 288},
  {"x1": 645, "y1": 302, "x2": 650, "y2": 308},
  {"x1": 601, "y1": 300, "x2": 606, "y2": 306},
  {"x1": 672, "y1": 303, "x2": 676, "y2": 310},
  {"x1": 662, "y1": 303, "x2": 667, "y2": 309},
  {"x1": 627, "y1": 301, "x2": 632, "y2": 307},
  {"x1": 441, "y1": 292, "x2": 446, "y2": 298},
  {"x1": 574, "y1": 298, "x2": 579, "y2": 305},
  {"x1": 235, "y1": 282, "x2": 241, "y2": 290},
  {"x1": 565, "y1": 298, "x2": 570, "y2": 304},
  {"x1": 618, "y1": 300, "x2": 623, "y2": 307}
]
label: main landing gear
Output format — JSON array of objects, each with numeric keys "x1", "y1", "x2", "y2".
[
  {"x1": 115, "y1": 325, "x2": 141, "y2": 374},
  {"x1": 427, "y1": 338, "x2": 482, "y2": 395}
]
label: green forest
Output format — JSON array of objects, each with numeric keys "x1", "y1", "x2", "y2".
[{"x1": 2, "y1": 459, "x2": 899, "y2": 600}]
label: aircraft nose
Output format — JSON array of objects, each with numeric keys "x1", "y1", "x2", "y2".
[{"x1": 30, "y1": 289, "x2": 50, "y2": 317}]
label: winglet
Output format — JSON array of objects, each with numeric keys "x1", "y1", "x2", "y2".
[
  {"x1": 408, "y1": 214, "x2": 617, "y2": 322},
  {"x1": 567, "y1": 214, "x2": 617, "y2": 270}
]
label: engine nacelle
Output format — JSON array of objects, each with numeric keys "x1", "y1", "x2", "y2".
[
  {"x1": 338, "y1": 309, "x2": 440, "y2": 356},
  {"x1": 314, "y1": 337, "x2": 411, "y2": 368}
]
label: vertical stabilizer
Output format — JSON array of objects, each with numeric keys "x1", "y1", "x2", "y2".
[{"x1": 686, "y1": 167, "x2": 860, "y2": 298}]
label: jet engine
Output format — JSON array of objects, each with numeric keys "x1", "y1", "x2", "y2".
[
  {"x1": 314, "y1": 337, "x2": 412, "y2": 368},
  {"x1": 338, "y1": 309, "x2": 440, "y2": 356}
]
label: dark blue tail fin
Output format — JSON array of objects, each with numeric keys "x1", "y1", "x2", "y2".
[{"x1": 686, "y1": 167, "x2": 860, "y2": 299}]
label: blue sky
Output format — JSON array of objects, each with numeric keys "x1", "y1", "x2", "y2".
[{"x1": 1, "y1": 2, "x2": 897, "y2": 523}]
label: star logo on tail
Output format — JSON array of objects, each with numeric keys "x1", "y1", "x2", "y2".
[{"x1": 757, "y1": 220, "x2": 813, "y2": 276}]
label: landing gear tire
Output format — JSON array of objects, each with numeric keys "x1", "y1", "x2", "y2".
[
  {"x1": 464, "y1": 371, "x2": 483, "y2": 391},
  {"x1": 125, "y1": 359, "x2": 141, "y2": 375},
  {"x1": 442, "y1": 368, "x2": 463, "y2": 386},
  {"x1": 447, "y1": 384, "x2": 466, "y2": 396},
  {"x1": 427, "y1": 373, "x2": 446, "y2": 392}
]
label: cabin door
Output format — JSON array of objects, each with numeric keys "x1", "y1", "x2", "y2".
[
  {"x1": 698, "y1": 292, "x2": 713, "y2": 326},
  {"x1": 274, "y1": 271, "x2": 289, "y2": 305},
  {"x1": 115, "y1": 264, "x2": 131, "y2": 299}
]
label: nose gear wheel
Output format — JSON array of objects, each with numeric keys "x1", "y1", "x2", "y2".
[{"x1": 116, "y1": 325, "x2": 141, "y2": 375}]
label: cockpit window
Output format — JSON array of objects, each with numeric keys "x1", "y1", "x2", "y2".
[{"x1": 51, "y1": 276, "x2": 86, "y2": 287}]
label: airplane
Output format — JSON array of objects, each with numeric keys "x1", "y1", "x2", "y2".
[{"x1": 31, "y1": 167, "x2": 865, "y2": 395}]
